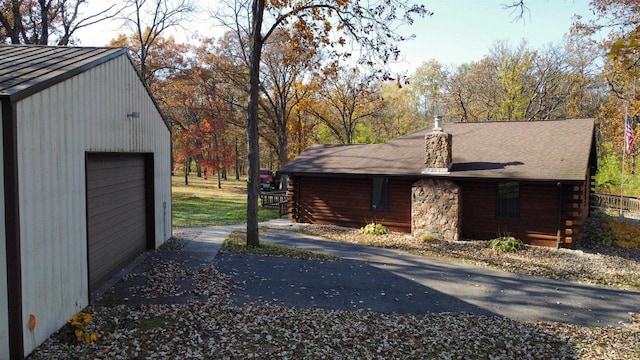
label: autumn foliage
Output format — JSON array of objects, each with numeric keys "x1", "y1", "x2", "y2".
[
  {"x1": 602, "y1": 218, "x2": 640, "y2": 249},
  {"x1": 92, "y1": 0, "x2": 640, "y2": 198}
]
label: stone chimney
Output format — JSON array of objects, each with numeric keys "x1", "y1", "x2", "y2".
[{"x1": 423, "y1": 116, "x2": 452, "y2": 173}]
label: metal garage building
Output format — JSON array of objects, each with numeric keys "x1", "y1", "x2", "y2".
[{"x1": 0, "y1": 45, "x2": 172, "y2": 359}]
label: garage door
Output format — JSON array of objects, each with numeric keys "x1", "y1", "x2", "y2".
[{"x1": 86, "y1": 154, "x2": 150, "y2": 293}]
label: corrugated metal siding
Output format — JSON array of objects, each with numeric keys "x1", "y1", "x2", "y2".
[
  {"x1": 16, "y1": 54, "x2": 171, "y2": 354},
  {"x1": 0, "y1": 103, "x2": 9, "y2": 360}
]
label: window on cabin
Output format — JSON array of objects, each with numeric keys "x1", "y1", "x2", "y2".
[
  {"x1": 496, "y1": 182, "x2": 520, "y2": 219},
  {"x1": 372, "y1": 177, "x2": 389, "y2": 211}
]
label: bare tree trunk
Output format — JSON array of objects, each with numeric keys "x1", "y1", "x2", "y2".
[
  {"x1": 170, "y1": 124, "x2": 175, "y2": 176},
  {"x1": 220, "y1": 135, "x2": 227, "y2": 181},
  {"x1": 214, "y1": 134, "x2": 222, "y2": 189},
  {"x1": 0, "y1": 0, "x2": 24, "y2": 44},
  {"x1": 278, "y1": 133, "x2": 288, "y2": 191},
  {"x1": 246, "y1": 0, "x2": 265, "y2": 247},
  {"x1": 184, "y1": 158, "x2": 189, "y2": 185},
  {"x1": 235, "y1": 136, "x2": 240, "y2": 180},
  {"x1": 38, "y1": 0, "x2": 50, "y2": 45}
]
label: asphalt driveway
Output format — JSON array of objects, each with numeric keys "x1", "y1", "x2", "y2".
[
  {"x1": 238, "y1": 229, "x2": 640, "y2": 327},
  {"x1": 98, "y1": 220, "x2": 640, "y2": 328}
]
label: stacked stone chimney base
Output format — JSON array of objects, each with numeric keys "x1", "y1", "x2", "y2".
[{"x1": 411, "y1": 179, "x2": 460, "y2": 241}]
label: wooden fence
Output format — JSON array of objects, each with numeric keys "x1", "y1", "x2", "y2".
[
  {"x1": 260, "y1": 191, "x2": 288, "y2": 217},
  {"x1": 591, "y1": 193, "x2": 640, "y2": 215}
]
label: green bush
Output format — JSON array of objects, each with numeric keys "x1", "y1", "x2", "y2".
[
  {"x1": 361, "y1": 222, "x2": 389, "y2": 235},
  {"x1": 595, "y1": 146, "x2": 640, "y2": 196},
  {"x1": 421, "y1": 234, "x2": 435, "y2": 242},
  {"x1": 488, "y1": 236, "x2": 524, "y2": 253}
]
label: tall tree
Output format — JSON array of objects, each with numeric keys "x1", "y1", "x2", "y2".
[
  {"x1": 289, "y1": 84, "x2": 320, "y2": 155},
  {"x1": 246, "y1": 0, "x2": 265, "y2": 246},
  {"x1": 110, "y1": 31, "x2": 188, "y2": 93},
  {"x1": 366, "y1": 81, "x2": 422, "y2": 142},
  {"x1": 409, "y1": 59, "x2": 447, "y2": 122},
  {"x1": 563, "y1": 33, "x2": 606, "y2": 119},
  {"x1": 0, "y1": 0, "x2": 123, "y2": 45},
  {"x1": 573, "y1": 0, "x2": 640, "y2": 160},
  {"x1": 235, "y1": 0, "x2": 431, "y2": 245},
  {"x1": 439, "y1": 39, "x2": 602, "y2": 122},
  {"x1": 164, "y1": 58, "x2": 236, "y2": 185},
  {"x1": 191, "y1": 36, "x2": 250, "y2": 180},
  {"x1": 308, "y1": 67, "x2": 383, "y2": 144},
  {"x1": 490, "y1": 40, "x2": 535, "y2": 120},
  {"x1": 119, "y1": 0, "x2": 195, "y2": 85},
  {"x1": 445, "y1": 59, "x2": 497, "y2": 121},
  {"x1": 258, "y1": 29, "x2": 319, "y2": 168}
]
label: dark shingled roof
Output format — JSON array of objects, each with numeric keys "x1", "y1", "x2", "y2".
[
  {"x1": 0, "y1": 44, "x2": 126, "y2": 102},
  {"x1": 279, "y1": 118, "x2": 596, "y2": 182}
]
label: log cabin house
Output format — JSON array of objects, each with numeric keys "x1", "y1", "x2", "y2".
[{"x1": 279, "y1": 118, "x2": 597, "y2": 248}]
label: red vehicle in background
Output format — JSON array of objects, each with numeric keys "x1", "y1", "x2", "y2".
[{"x1": 259, "y1": 168, "x2": 280, "y2": 191}]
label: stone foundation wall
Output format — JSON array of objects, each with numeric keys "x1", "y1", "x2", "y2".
[{"x1": 412, "y1": 179, "x2": 460, "y2": 240}]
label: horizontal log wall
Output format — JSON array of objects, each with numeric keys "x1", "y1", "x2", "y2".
[
  {"x1": 289, "y1": 176, "x2": 589, "y2": 248},
  {"x1": 459, "y1": 181, "x2": 561, "y2": 247},
  {"x1": 290, "y1": 176, "x2": 415, "y2": 232},
  {"x1": 561, "y1": 182, "x2": 589, "y2": 248}
]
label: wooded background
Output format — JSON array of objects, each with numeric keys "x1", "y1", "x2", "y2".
[{"x1": 1, "y1": 0, "x2": 638, "y2": 197}]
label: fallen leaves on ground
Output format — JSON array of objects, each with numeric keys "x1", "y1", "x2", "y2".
[{"x1": 29, "y1": 229, "x2": 640, "y2": 360}]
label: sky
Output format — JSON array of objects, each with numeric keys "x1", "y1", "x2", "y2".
[
  {"x1": 74, "y1": 0, "x2": 595, "y2": 73},
  {"x1": 391, "y1": 0, "x2": 594, "y2": 70}
]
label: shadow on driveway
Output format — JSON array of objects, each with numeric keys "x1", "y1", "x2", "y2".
[
  {"x1": 253, "y1": 230, "x2": 640, "y2": 327},
  {"x1": 215, "y1": 252, "x2": 500, "y2": 317}
]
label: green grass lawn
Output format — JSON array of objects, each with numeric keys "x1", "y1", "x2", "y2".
[{"x1": 172, "y1": 175, "x2": 280, "y2": 227}]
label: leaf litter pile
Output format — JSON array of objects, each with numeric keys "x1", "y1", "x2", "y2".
[{"x1": 30, "y1": 228, "x2": 640, "y2": 359}]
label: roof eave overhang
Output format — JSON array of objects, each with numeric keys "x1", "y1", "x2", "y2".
[{"x1": 281, "y1": 169, "x2": 586, "y2": 184}]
